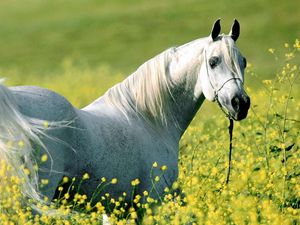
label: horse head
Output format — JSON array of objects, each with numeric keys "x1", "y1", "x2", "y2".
[{"x1": 200, "y1": 19, "x2": 250, "y2": 121}]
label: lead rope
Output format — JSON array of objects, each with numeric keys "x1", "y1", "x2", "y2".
[{"x1": 226, "y1": 118, "x2": 234, "y2": 185}]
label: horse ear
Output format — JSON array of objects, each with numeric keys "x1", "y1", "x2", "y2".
[
  {"x1": 211, "y1": 19, "x2": 221, "y2": 41},
  {"x1": 229, "y1": 19, "x2": 240, "y2": 42}
]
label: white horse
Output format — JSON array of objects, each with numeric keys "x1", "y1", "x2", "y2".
[{"x1": 0, "y1": 19, "x2": 250, "y2": 211}]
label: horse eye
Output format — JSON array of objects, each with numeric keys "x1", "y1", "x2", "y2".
[
  {"x1": 243, "y1": 57, "x2": 247, "y2": 68},
  {"x1": 209, "y1": 56, "x2": 220, "y2": 69}
]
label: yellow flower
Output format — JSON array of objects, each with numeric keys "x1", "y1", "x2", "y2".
[
  {"x1": 58, "y1": 186, "x2": 63, "y2": 192},
  {"x1": 131, "y1": 178, "x2": 140, "y2": 186},
  {"x1": 172, "y1": 181, "x2": 179, "y2": 189},
  {"x1": 152, "y1": 162, "x2": 158, "y2": 167},
  {"x1": 41, "y1": 179, "x2": 49, "y2": 185},
  {"x1": 111, "y1": 178, "x2": 118, "y2": 184},
  {"x1": 41, "y1": 154, "x2": 48, "y2": 162},
  {"x1": 63, "y1": 176, "x2": 69, "y2": 183},
  {"x1": 268, "y1": 48, "x2": 275, "y2": 54},
  {"x1": 146, "y1": 197, "x2": 154, "y2": 203},
  {"x1": 161, "y1": 165, "x2": 167, "y2": 171},
  {"x1": 23, "y1": 168, "x2": 30, "y2": 175},
  {"x1": 82, "y1": 173, "x2": 90, "y2": 180},
  {"x1": 154, "y1": 176, "x2": 160, "y2": 182},
  {"x1": 64, "y1": 193, "x2": 70, "y2": 199},
  {"x1": 101, "y1": 177, "x2": 106, "y2": 182},
  {"x1": 293, "y1": 38, "x2": 300, "y2": 50},
  {"x1": 131, "y1": 212, "x2": 138, "y2": 219}
]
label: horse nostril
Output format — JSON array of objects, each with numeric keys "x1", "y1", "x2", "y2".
[{"x1": 231, "y1": 96, "x2": 240, "y2": 110}]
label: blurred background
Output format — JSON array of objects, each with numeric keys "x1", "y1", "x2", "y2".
[{"x1": 0, "y1": 0, "x2": 299, "y2": 107}]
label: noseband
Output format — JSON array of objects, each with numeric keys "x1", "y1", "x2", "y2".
[{"x1": 204, "y1": 50, "x2": 243, "y2": 119}]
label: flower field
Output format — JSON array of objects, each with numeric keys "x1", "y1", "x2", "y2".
[{"x1": 0, "y1": 40, "x2": 299, "y2": 224}]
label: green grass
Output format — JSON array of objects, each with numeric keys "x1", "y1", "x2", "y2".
[{"x1": 0, "y1": 0, "x2": 299, "y2": 80}]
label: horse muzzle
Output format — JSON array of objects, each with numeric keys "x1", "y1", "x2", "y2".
[{"x1": 229, "y1": 94, "x2": 250, "y2": 121}]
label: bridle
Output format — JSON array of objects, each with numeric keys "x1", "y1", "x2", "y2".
[{"x1": 204, "y1": 49, "x2": 243, "y2": 120}]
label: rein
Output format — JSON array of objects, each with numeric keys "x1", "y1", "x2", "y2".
[{"x1": 226, "y1": 118, "x2": 234, "y2": 184}]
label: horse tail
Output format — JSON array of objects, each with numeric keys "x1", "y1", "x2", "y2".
[{"x1": 0, "y1": 80, "x2": 47, "y2": 208}]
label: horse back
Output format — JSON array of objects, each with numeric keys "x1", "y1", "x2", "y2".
[{"x1": 9, "y1": 85, "x2": 76, "y2": 122}]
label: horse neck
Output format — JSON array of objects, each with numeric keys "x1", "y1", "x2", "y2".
[
  {"x1": 97, "y1": 38, "x2": 208, "y2": 141},
  {"x1": 165, "y1": 38, "x2": 209, "y2": 138},
  {"x1": 167, "y1": 87, "x2": 205, "y2": 139}
]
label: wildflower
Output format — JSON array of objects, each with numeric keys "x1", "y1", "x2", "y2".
[
  {"x1": 147, "y1": 197, "x2": 154, "y2": 203},
  {"x1": 101, "y1": 177, "x2": 106, "y2": 182},
  {"x1": 111, "y1": 178, "x2": 118, "y2": 184},
  {"x1": 41, "y1": 179, "x2": 49, "y2": 185},
  {"x1": 41, "y1": 154, "x2": 48, "y2": 162},
  {"x1": 58, "y1": 186, "x2": 63, "y2": 192},
  {"x1": 95, "y1": 202, "x2": 105, "y2": 213},
  {"x1": 23, "y1": 168, "x2": 30, "y2": 175},
  {"x1": 146, "y1": 208, "x2": 152, "y2": 215},
  {"x1": 131, "y1": 212, "x2": 138, "y2": 219},
  {"x1": 172, "y1": 181, "x2": 179, "y2": 190},
  {"x1": 154, "y1": 176, "x2": 160, "y2": 182},
  {"x1": 64, "y1": 193, "x2": 70, "y2": 200},
  {"x1": 285, "y1": 52, "x2": 295, "y2": 60},
  {"x1": 63, "y1": 176, "x2": 69, "y2": 183},
  {"x1": 131, "y1": 178, "x2": 140, "y2": 186},
  {"x1": 161, "y1": 165, "x2": 167, "y2": 171},
  {"x1": 82, "y1": 173, "x2": 90, "y2": 180},
  {"x1": 152, "y1": 162, "x2": 158, "y2": 167},
  {"x1": 268, "y1": 48, "x2": 275, "y2": 54},
  {"x1": 143, "y1": 191, "x2": 149, "y2": 196},
  {"x1": 293, "y1": 38, "x2": 300, "y2": 50}
]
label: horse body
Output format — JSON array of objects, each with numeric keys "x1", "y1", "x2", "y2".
[
  {"x1": 9, "y1": 85, "x2": 181, "y2": 202},
  {"x1": 0, "y1": 19, "x2": 250, "y2": 211}
]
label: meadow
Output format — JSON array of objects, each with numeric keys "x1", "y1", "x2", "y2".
[{"x1": 0, "y1": 0, "x2": 300, "y2": 224}]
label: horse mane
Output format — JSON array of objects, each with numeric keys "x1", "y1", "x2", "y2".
[{"x1": 103, "y1": 48, "x2": 175, "y2": 124}]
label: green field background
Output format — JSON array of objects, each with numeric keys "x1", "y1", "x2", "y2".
[{"x1": 0, "y1": 0, "x2": 299, "y2": 102}]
